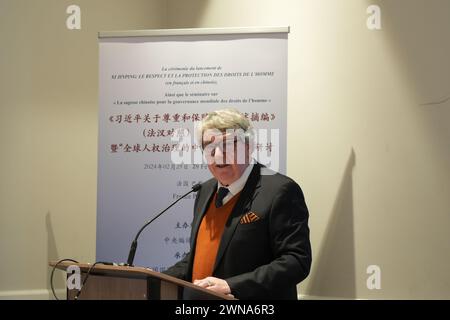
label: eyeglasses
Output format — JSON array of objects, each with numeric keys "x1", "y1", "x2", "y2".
[{"x1": 202, "y1": 137, "x2": 239, "y2": 155}]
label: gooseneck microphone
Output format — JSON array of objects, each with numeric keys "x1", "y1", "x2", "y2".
[{"x1": 126, "y1": 183, "x2": 202, "y2": 267}]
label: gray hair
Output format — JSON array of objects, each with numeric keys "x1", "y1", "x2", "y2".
[{"x1": 196, "y1": 108, "x2": 254, "y2": 146}]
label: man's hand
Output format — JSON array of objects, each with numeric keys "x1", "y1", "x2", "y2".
[{"x1": 193, "y1": 276, "x2": 234, "y2": 297}]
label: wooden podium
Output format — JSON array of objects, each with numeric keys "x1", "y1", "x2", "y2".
[{"x1": 50, "y1": 261, "x2": 234, "y2": 300}]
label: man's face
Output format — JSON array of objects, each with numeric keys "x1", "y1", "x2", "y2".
[{"x1": 202, "y1": 129, "x2": 249, "y2": 186}]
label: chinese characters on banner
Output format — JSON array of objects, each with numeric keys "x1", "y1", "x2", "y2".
[{"x1": 97, "y1": 31, "x2": 287, "y2": 271}]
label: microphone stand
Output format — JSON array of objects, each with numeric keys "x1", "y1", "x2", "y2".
[{"x1": 126, "y1": 184, "x2": 201, "y2": 266}]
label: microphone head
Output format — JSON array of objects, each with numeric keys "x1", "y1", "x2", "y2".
[{"x1": 192, "y1": 183, "x2": 202, "y2": 192}]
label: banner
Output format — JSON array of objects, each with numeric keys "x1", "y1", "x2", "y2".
[{"x1": 97, "y1": 28, "x2": 288, "y2": 270}]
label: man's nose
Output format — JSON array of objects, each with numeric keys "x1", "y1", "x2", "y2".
[{"x1": 214, "y1": 146, "x2": 226, "y2": 164}]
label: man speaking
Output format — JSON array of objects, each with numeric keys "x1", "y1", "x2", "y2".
[{"x1": 164, "y1": 108, "x2": 311, "y2": 300}]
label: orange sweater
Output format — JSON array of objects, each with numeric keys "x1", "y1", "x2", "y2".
[{"x1": 191, "y1": 192, "x2": 240, "y2": 281}]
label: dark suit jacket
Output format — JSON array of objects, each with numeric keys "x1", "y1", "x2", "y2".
[{"x1": 164, "y1": 163, "x2": 312, "y2": 299}]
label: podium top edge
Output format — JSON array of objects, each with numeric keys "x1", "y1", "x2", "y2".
[
  {"x1": 49, "y1": 261, "x2": 236, "y2": 300},
  {"x1": 98, "y1": 26, "x2": 290, "y2": 38}
]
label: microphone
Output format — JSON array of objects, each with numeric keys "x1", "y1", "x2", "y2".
[{"x1": 126, "y1": 183, "x2": 202, "y2": 266}]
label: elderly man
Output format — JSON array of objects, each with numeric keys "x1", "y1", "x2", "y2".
[{"x1": 164, "y1": 108, "x2": 311, "y2": 300}]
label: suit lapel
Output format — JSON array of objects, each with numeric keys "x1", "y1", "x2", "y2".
[
  {"x1": 190, "y1": 179, "x2": 216, "y2": 249},
  {"x1": 213, "y1": 163, "x2": 262, "y2": 272}
]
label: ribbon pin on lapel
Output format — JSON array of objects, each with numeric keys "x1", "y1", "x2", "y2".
[{"x1": 240, "y1": 212, "x2": 260, "y2": 224}]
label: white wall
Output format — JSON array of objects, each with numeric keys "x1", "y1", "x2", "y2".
[
  {"x1": 0, "y1": 0, "x2": 167, "y2": 299},
  {"x1": 1, "y1": 0, "x2": 449, "y2": 300},
  {"x1": 167, "y1": 0, "x2": 450, "y2": 299}
]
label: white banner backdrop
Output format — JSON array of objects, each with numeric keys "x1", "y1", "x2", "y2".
[{"x1": 97, "y1": 28, "x2": 288, "y2": 270}]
